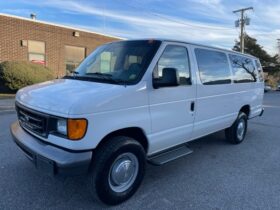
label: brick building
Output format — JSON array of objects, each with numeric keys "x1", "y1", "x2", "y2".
[{"x1": 0, "y1": 13, "x2": 121, "y2": 77}]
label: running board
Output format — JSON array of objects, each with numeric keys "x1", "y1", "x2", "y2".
[{"x1": 148, "y1": 144, "x2": 193, "y2": 166}]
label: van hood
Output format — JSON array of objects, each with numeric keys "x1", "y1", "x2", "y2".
[{"x1": 16, "y1": 79, "x2": 146, "y2": 116}]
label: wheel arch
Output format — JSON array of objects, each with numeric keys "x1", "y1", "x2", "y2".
[
  {"x1": 240, "y1": 105, "x2": 250, "y2": 117},
  {"x1": 96, "y1": 127, "x2": 149, "y2": 153}
]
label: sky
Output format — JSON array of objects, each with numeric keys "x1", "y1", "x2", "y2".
[{"x1": 0, "y1": 0, "x2": 279, "y2": 55}]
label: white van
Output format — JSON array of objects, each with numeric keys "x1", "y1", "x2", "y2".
[{"x1": 11, "y1": 39, "x2": 264, "y2": 205}]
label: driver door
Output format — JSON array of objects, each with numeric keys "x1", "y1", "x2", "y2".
[{"x1": 148, "y1": 43, "x2": 196, "y2": 154}]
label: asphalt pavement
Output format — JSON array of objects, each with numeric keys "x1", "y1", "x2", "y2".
[
  {"x1": 0, "y1": 98, "x2": 15, "y2": 113},
  {"x1": 0, "y1": 92, "x2": 279, "y2": 210}
]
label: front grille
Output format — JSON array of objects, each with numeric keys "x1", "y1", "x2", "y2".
[{"x1": 16, "y1": 104, "x2": 48, "y2": 137}]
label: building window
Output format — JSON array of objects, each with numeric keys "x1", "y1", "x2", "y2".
[
  {"x1": 195, "y1": 48, "x2": 231, "y2": 85},
  {"x1": 65, "y1": 45, "x2": 86, "y2": 74},
  {"x1": 100, "y1": 52, "x2": 114, "y2": 73},
  {"x1": 28, "y1": 40, "x2": 46, "y2": 65}
]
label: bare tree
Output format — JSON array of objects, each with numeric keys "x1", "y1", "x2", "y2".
[{"x1": 232, "y1": 57, "x2": 257, "y2": 82}]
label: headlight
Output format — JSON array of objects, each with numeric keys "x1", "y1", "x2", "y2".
[
  {"x1": 57, "y1": 119, "x2": 67, "y2": 135},
  {"x1": 56, "y1": 118, "x2": 87, "y2": 140}
]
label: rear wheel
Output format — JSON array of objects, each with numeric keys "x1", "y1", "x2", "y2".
[
  {"x1": 225, "y1": 112, "x2": 248, "y2": 144},
  {"x1": 89, "y1": 136, "x2": 146, "y2": 205}
]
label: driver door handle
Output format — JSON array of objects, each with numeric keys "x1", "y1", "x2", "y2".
[{"x1": 190, "y1": 101, "x2": 195, "y2": 112}]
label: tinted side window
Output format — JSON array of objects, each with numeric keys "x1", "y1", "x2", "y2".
[
  {"x1": 229, "y1": 54, "x2": 257, "y2": 83},
  {"x1": 195, "y1": 48, "x2": 231, "y2": 85},
  {"x1": 154, "y1": 45, "x2": 191, "y2": 85},
  {"x1": 255, "y1": 59, "x2": 264, "y2": 82}
]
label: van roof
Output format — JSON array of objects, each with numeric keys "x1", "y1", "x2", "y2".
[
  {"x1": 110, "y1": 39, "x2": 258, "y2": 60},
  {"x1": 162, "y1": 39, "x2": 257, "y2": 59}
]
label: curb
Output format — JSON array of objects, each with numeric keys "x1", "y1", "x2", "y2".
[
  {"x1": 0, "y1": 106, "x2": 15, "y2": 110},
  {"x1": 0, "y1": 96, "x2": 15, "y2": 100},
  {"x1": 0, "y1": 109, "x2": 16, "y2": 115},
  {"x1": 0, "y1": 106, "x2": 15, "y2": 115}
]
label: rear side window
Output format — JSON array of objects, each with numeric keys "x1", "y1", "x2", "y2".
[
  {"x1": 154, "y1": 45, "x2": 191, "y2": 85},
  {"x1": 195, "y1": 48, "x2": 231, "y2": 85},
  {"x1": 229, "y1": 54, "x2": 257, "y2": 83},
  {"x1": 255, "y1": 59, "x2": 264, "y2": 82}
]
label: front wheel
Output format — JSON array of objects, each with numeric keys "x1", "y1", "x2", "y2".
[
  {"x1": 225, "y1": 112, "x2": 248, "y2": 144},
  {"x1": 89, "y1": 136, "x2": 146, "y2": 205}
]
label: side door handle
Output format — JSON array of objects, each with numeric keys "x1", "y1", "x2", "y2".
[{"x1": 190, "y1": 101, "x2": 195, "y2": 112}]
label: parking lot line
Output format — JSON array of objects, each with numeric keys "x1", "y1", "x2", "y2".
[{"x1": 263, "y1": 105, "x2": 280, "y2": 109}]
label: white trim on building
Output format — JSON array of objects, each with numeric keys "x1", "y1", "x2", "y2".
[{"x1": 0, "y1": 13, "x2": 124, "y2": 40}]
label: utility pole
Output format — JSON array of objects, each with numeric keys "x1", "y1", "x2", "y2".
[
  {"x1": 233, "y1": 7, "x2": 253, "y2": 53},
  {"x1": 277, "y1": 39, "x2": 280, "y2": 62}
]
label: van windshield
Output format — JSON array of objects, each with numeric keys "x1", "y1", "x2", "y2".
[{"x1": 66, "y1": 40, "x2": 161, "y2": 85}]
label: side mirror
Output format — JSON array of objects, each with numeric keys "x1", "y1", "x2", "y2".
[{"x1": 153, "y1": 68, "x2": 180, "y2": 89}]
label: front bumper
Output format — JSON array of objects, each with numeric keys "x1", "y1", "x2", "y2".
[{"x1": 10, "y1": 121, "x2": 92, "y2": 176}]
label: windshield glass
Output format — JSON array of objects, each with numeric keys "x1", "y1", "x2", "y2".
[{"x1": 68, "y1": 40, "x2": 161, "y2": 85}]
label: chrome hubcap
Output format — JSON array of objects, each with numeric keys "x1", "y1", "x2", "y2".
[
  {"x1": 109, "y1": 153, "x2": 139, "y2": 193},
  {"x1": 237, "y1": 119, "x2": 245, "y2": 140}
]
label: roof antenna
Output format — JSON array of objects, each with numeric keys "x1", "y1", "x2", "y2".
[
  {"x1": 103, "y1": 3, "x2": 106, "y2": 34},
  {"x1": 30, "y1": 13, "x2": 36, "y2": 20}
]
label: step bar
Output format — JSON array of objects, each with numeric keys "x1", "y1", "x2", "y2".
[{"x1": 148, "y1": 144, "x2": 193, "y2": 166}]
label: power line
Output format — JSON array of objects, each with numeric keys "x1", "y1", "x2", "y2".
[
  {"x1": 118, "y1": 0, "x2": 235, "y2": 31},
  {"x1": 151, "y1": 12, "x2": 235, "y2": 31},
  {"x1": 233, "y1": 7, "x2": 253, "y2": 53},
  {"x1": 244, "y1": 25, "x2": 279, "y2": 36},
  {"x1": 250, "y1": 32, "x2": 278, "y2": 37},
  {"x1": 102, "y1": 1, "x2": 106, "y2": 34}
]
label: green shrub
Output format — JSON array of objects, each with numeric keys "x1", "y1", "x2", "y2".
[
  {"x1": 0, "y1": 61, "x2": 55, "y2": 92},
  {"x1": 266, "y1": 72, "x2": 280, "y2": 89}
]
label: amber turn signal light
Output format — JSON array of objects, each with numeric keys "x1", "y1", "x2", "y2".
[{"x1": 67, "y1": 119, "x2": 87, "y2": 140}]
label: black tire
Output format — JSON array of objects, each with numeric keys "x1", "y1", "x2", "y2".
[
  {"x1": 225, "y1": 112, "x2": 248, "y2": 144},
  {"x1": 89, "y1": 136, "x2": 146, "y2": 205}
]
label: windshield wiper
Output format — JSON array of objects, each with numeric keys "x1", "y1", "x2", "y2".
[
  {"x1": 85, "y1": 72, "x2": 112, "y2": 79},
  {"x1": 62, "y1": 71, "x2": 80, "y2": 79},
  {"x1": 64, "y1": 72, "x2": 128, "y2": 86},
  {"x1": 85, "y1": 72, "x2": 127, "y2": 86}
]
